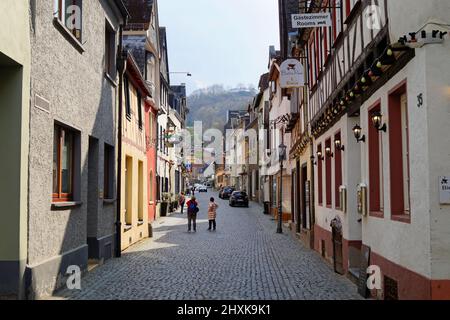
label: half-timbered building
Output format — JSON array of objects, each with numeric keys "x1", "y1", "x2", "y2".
[{"x1": 299, "y1": 0, "x2": 450, "y2": 299}]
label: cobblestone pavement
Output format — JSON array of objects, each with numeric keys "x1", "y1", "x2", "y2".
[{"x1": 53, "y1": 191, "x2": 361, "y2": 300}]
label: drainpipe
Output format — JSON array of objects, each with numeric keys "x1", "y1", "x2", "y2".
[{"x1": 115, "y1": 24, "x2": 127, "y2": 258}]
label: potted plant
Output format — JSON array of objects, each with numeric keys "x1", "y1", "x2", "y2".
[{"x1": 160, "y1": 192, "x2": 170, "y2": 216}]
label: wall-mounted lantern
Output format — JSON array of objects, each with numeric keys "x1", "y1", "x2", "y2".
[
  {"x1": 334, "y1": 138, "x2": 345, "y2": 151},
  {"x1": 371, "y1": 110, "x2": 387, "y2": 132},
  {"x1": 325, "y1": 146, "x2": 334, "y2": 158},
  {"x1": 316, "y1": 150, "x2": 324, "y2": 161},
  {"x1": 352, "y1": 124, "x2": 366, "y2": 143}
]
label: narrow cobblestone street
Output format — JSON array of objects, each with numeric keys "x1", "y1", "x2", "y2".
[{"x1": 53, "y1": 192, "x2": 361, "y2": 300}]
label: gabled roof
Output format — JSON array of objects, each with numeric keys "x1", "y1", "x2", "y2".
[
  {"x1": 258, "y1": 73, "x2": 270, "y2": 92},
  {"x1": 159, "y1": 27, "x2": 170, "y2": 83},
  {"x1": 123, "y1": 0, "x2": 154, "y2": 29}
]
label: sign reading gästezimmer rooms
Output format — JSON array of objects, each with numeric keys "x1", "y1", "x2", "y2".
[{"x1": 292, "y1": 13, "x2": 332, "y2": 28}]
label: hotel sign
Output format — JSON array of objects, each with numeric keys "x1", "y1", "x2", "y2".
[
  {"x1": 439, "y1": 176, "x2": 450, "y2": 204},
  {"x1": 280, "y1": 59, "x2": 304, "y2": 88},
  {"x1": 292, "y1": 13, "x2": 332, "y2": 28}
]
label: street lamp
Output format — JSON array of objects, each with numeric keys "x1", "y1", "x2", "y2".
[
  {"x1": 277, "y1": 142, "x2": 287, "y2": 234},
  {"x1": 352, "y1": 124, "x2": 366, "y2": 143},
  {"x1": 371, "y1": 110, "x2": 387, "y2": 132}
]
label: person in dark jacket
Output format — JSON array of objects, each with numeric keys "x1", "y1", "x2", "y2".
[{"x1": 186, "y1": 197, "x2": 199, "y2": 232}]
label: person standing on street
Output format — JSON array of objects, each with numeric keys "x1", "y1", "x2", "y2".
[
  {"x1": 207, "y1": 197, "x2": 219, "y2": 231},
  {"x1": 186, "y1": 196, "x2": 199, "y2": 232},
  {"x1": 179, "y1": 192, "x2": 186, "y2": 214}
]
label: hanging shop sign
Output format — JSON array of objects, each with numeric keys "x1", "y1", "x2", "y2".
[
  {"x1": 292, "y1": 13, "x2": 332, "y2": 28},
  {"x1": 280, "y1": 59, "x2": 305, "y2": 88}
]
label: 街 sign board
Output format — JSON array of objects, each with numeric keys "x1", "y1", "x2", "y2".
[
  {"x1": 292, "y1": 13, "x2": 332, "y2": 28},
  {"x1": 439, "y1": 176, "x2": 450, "y2": 204},
  {"x1": 280, "y1": 59, "x2": 304, "y2": 88}
]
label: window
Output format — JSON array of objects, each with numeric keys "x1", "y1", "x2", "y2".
[
  {"x1": 124, "y1": 76, "x2": 131, "y2": 119},
  {"x1": 334, "y1": 132, "x2": 343, "y2": 209},
  {"x1": 388, "y1": 81, "x2": 410, "y2": 221},
  {"x1": 325, "y1": 139, "x2": 332, "y2": 207},
  {"x1": 156, "y1": 124, "x2": 159, "y2": 151},
  {"x1": 160, "y1": 126, "x2": 163, "y2": 151},
  {"x1": 318, "y1": 144, "x2": 323, "y2": 206},
  {"x1": 149, "y1": 113, "x2": 154, "y2": 144},
  {"x1": 146, "y1": 53, "x2": 156, "y2": 84},
  {"x1": 53, "y1": 125, "x2": 75, "y2": 202},
  {"x1": 156, "y1": 176, "x2": 161, "y2": 201},
  {"x1": 332, "y1": 0, "x2": 337, "y2": 40},
  {"x1": 54, "y1": 0, "x2": 83, "y2": 42},
  {"x1": 105, "y1": 21, "x2": 116, "y2": 77},
  {"x1": 149, "y1": 172, "x2": 154, "y2": 202},
  {"x1": 125, "y1": 156, "x2": 133, "y2": 225},
  {"x1": 162, "y1": 129, "x2": 166, "y2": 152},
  {"x1": 104, "y1": 144, "x2": 114, "y2": 200},
  {"x1": 137, "y1": 92, "x2": 143, "y2": 129},
  {"x1": 138, "y1": 161, "x2": 144, "y2": 222},
  {"x1": 336, "y1": 0, "x2": 343, "y2": 35},
  {"x1": 309, "y1": 37, "x2": 315, "y2": 87},
  {"x1": 368, "y1": 103, "x2": 383, "y2": 216},
  {"x1": 315, "y1": 31, "x2": 320, "y2": 76}
]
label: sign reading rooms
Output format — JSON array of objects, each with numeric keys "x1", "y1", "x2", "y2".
[{"x1": 291, "y1": 13, "x2": 332, "y2": 28}]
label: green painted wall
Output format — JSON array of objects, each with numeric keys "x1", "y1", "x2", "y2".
[{"x1": 0, "y1": 0, "x2": 30, "y2": 266}]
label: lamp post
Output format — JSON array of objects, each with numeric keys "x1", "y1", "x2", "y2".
[{"x1": 278, "y1": 135, "x2": 287, "y2": 234}]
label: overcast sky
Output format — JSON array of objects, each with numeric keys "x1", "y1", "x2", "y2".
[{"x1": 158, "y1": 0, "x2": 280, "y2": 95}]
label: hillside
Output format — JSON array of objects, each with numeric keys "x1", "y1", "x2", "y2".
[{"x1": 186, "y1": 85, "x2": 257, "y2": 130}]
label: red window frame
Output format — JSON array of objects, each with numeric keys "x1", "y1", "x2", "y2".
[
  {"x1": 52, "y1": 125, "x2": 74, "y2": 202},
  {"x1": 309, "y1": 37, "x2": 314, "y2": 88},
  {"x1": 325, "y1": 138, "x2": 332, "y2": 207},
  {"x1": 334, "y1": 132, "x2": 343, "y2": 210},
  {"x1": 332, "y1": 0, "x2": 337, "y2": 41},
  {"x1": 368, "y1": 101, "x2": 383, "y2": 217},
  {"x1": 388, "y1": 80, "x2": 411, "y2": 223},
  {"x1": 315, "y1": 30, "x2": 320, "y2": 77},
  {"x1": 345, "y1": 0, "x2": 351, "y2": 17},
  {"x1": 318, "y1": 144, "x2": 323, "y2": 206}
]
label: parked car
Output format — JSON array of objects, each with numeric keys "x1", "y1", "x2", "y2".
[
  {"x1": 229, "y1": 191, "x2": 249, "y2": 207},
  {"x1": 219, "y1": 187, "x2": 235, "y2": 199},
  {"x1": 198, "y1": 185, "x2": 208, "y2": 192},
  {"x1": 192, "y1": 183, "x2": 203, "y2": 191}
]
